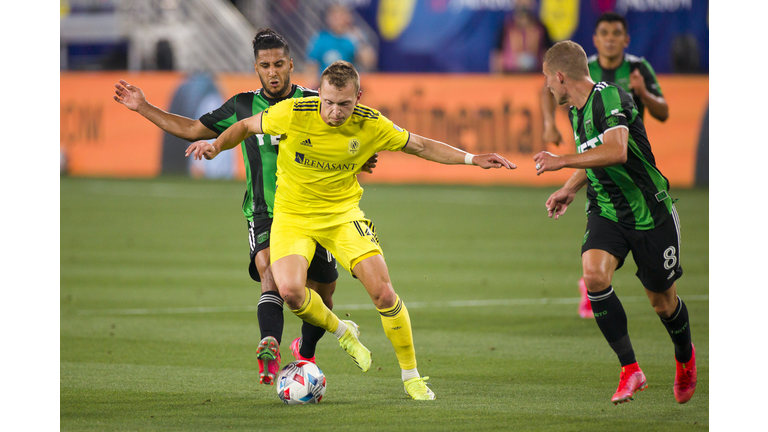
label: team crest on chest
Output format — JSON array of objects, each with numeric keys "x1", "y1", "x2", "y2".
[
  {"x1": 585, "y1": 118, "x2": 594, "y2": 136},
  {"x1": 347, "y1": 139, "x2": 361, "y2": 155}
]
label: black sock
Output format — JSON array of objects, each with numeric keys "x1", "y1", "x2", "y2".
[
  {"x1": 589, "y1": 286, "x2": 636, "y2": 366},
  {"x1": 257, "y1": 291, "x2": 284, "y2": 345},
  {"x1": 659, "y1": 296, "x2": 693, "y2": 363},
  {"x1": 299, "y1": 321, "x2": 326, "y2": 359}
]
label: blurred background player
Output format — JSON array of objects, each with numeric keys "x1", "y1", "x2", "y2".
[
  {"x1": 304, "y1": 3, "x2": 377, "y2": 88},
  {"x1": 535, "y1": 41, "x2": 696, "y2": 405},
  {"x1": 540, "y1": 11, "x2": 670, "y2": 318},
  {"x1": 490, "y1": 0, "x2": 552, "y2": 74},
  {"x1": 186, "y1": 60, "x2": 516, "y2": 400},
  {"x1": 112, "y1": 29, "x2": 376, "y2": 386}
]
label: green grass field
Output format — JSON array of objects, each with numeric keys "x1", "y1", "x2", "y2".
[{"x1": 60, "y1": 177, "x2": 709, "y2": 431}]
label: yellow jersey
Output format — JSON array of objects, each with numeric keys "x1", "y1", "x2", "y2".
[{"x1": 261, "y1": 96, "x2": 410, "y2": 222}]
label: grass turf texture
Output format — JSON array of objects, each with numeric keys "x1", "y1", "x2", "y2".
[{"x1": 61, "y1": 178, "x2": 708, "y2": 431}]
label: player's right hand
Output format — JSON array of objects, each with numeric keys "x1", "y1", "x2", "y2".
[
  {"x1": 542, "y1": 124, "x2": 563, "y2": 146},
  {"x1": 545, "y1": 188, "x2": 574, "y2": 220},
  {"x1": 113, "y1": 80, "x2": 146, "y2": 112},
  {"x1": 185, "y1": 141, "x2": 219, "y2": 160}
]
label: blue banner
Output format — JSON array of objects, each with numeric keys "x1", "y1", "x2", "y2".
[{"x1": 353, "y1": 0, "x2": 708, "y2": 73}]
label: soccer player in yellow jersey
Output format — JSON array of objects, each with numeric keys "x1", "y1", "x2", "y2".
[{"x1": 186, "y1": 61, "x2": 516, "y2": 400}]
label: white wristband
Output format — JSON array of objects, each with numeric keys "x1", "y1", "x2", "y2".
[{"x1": 464, "y1": 153, "x2": 475, "y2": 165}]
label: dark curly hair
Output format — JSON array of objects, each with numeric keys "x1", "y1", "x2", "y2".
[{"x1": 252, "y1": 28, "x2": 290, "y2": 61}]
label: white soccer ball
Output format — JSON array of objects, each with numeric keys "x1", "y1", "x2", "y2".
[{"x1": 276, "y1": 360, "x2": 327, "y2": 404}]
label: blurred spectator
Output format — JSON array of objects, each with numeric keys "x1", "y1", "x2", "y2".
[
  {"x1": 490, "y1": 0, "x2": 552, "y2": 74},
  {"x1": 305, "y1": 3, "x2": 376, "y2": 87}
]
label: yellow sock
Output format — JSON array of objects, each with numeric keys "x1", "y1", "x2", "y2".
[
  {"x1": 378, "y1": 295, "x2": 417, "y2": 370},
  {"x1": 291, "y1": 287, "x2": 340, "y2": 334}
]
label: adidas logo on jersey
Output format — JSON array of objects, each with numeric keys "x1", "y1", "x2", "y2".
[{"x1": 300, "y1": 138, "x2": 312, "y2": 147}]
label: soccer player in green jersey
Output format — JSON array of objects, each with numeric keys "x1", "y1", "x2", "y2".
[
  {"x1": 541, "y1": 12, "x2": 669, "y2": 319},
  {"x1": 534, "y1": 41, "x2": 696, "y2": 405},
  {"x1": 112, "y1": 29, "x2": 374, "y2": 386},
  {"x1": 186, "y1": 61, "x2": 516, "y2": 400}
]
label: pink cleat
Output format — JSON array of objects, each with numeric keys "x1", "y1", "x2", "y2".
[
  {"x1": 256, "y1": 336, "x2": 281, "y2": 385},
  {"x1": 289, "y1": 337, "x2": 316, "y2": 363},
  {"x1": 674, "y1": 343, "x2": 697, "y2": 404},
  {"x1": 611, "y1": 363, "x2": 647, "y2": 405},
  {"x1": 578, "y1": 277, "x2": 594, "y2": 319}
]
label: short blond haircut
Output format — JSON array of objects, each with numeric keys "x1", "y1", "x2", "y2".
[
  {"x1": 321, "y1": 60, "x2": 360, "y2": 92},
  {"x1": 543, "y1": 41, "x2": 590, "y2": 80}
]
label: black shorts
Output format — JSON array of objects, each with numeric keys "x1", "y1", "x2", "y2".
[
  {"x1": 581, "y1": 208, "x2": 683, "y2": 292},
  {"x1": 247, "y1": 219, "x2": 338, "y2": 284}
]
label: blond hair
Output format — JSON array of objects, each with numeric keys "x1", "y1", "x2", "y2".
[
  {"x1": 543, "y1": 41, "x2": 590, "y2": 80},
  {"x1": 321, "y1": 60, "x2": 360, "y2": 92}
]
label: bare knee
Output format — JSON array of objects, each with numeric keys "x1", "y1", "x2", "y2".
[
  {"x1": 582, "y1": 270, "x2": 612, "y2": 292},
  {"x1": 649, "y1": 291, "x2": 678, "y2": 319},
  {"x1": 369, "y1": 284, "x2": 397, "y2": 310}
]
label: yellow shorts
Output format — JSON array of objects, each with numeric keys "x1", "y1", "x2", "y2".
[{"x1": 270, "y1": 213, "x2": 383, "y2": 274}]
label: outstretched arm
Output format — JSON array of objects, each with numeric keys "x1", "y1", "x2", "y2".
[
  {"x1": 402, "y1": 134, "x2": 516, "y2": 169},
  {"x1": 533, "y1": 127, "x2": 628, "y2": 175},
  {"x1": 185, "y1": 113, "x2": 264, "y2": 160},
  {"x1": 113, "y1": 80, "x2": 217, "y2": 141}
]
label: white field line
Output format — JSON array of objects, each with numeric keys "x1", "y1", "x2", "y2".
[{"x1": 75, "y1": 294, "x2": 709, "y2": 316}]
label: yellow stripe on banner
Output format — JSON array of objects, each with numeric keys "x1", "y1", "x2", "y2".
[
  {"x1": 377, "y1": 0, "x2": 417, "y2": 41},
  {"x1": 540, "y1": 0, "x2": 580, "y2": 42}
]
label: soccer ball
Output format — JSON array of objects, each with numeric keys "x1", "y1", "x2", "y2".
[{"x1": 276, "y1": 360, "x2": 327, "y2": 404}]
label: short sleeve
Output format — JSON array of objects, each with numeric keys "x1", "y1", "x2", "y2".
[
  {"x1": 199, "y1": 94, "x2": 237, "y2": 134},
  {"x1": 595, "y1": 86, "x2": 629, "y2": 133},
  {"x1": 638, "y1": 59, "x2": 663, "y2": 97},
  {"x1": 261, "y1": 98, "x2": 294, "y2": 137},
  {"x1": 375, "y1": 114, "x2": 410, "y2": 152}
]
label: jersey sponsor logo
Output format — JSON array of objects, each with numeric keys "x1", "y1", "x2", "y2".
[
  {"x1": 300, "y1": 138, "x2": 312, "y2": 147},
  {"x1": 578, "y1": 133, "x2": 604, "y2": 154},
  {"x1": 348, "y1": 139, "x2": 361, "y2": 155},
  {"x1": 606, "y1": 116, "x2": 619, "y2": 127},
  {"x1": 294, "y1": 152, "x2": 358, "y2": 171}
]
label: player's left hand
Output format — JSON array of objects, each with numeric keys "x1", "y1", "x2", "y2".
[
  {"x1": 533, "y1": 151, "x2": 562, "y2": 175},
  {"x1": 361, "y1": 153, "x2": 378, "y2": 174},
  {"x1": 474, "y1": 153, "x2": 517, "y2": 169},
  {"x1": 185, "y1": 141, "x2": 219, "y2": 160},
  {"x1": 629, "y1": 69, "x2": 646, "y2": 94}
]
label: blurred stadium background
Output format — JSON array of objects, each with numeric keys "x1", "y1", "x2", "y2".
[
  {"x1": 59, "y1": 0, "x2": 713, "y2": 431},
  {"x1": 59, "y1": 0, "x2": 709, "y2": 186}
]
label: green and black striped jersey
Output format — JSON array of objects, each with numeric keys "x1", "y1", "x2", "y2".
[
  {"x1": 570, "y1": 81, "x2": 673, "y2": 230},
  {"x1": 587, "y1": 53, "x2": 662, "y2": 120},
  {"x1": 199, "y1": 84, "x2": 318, "y2": 221}
]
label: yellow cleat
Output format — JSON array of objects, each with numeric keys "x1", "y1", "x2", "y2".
[
  {"x1": 404, "y1": 376, "x2": 435, "y2": 400},
  {"x1": 338, "y1": 320, "x2": 372, "y2": 372}
]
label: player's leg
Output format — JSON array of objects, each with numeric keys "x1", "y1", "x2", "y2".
[
  {"x1": 270, "y1": 217, "x2": 361, "y2": 369},
  {"x1": 340, "y1": 218, "x2": 433, "y2": 400},
  {"x1": 247, "y1": 220, "x2": 283, "y2": 385},
  {"x1": 292, "y1": 245, "x2": 339, "y2": 363},
  {"x1": 581, "y1": 216, "x2": 645, "y2": 404},
  {"x1": 632, "y1": 211, "x2": 695, "y2": 403}
]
